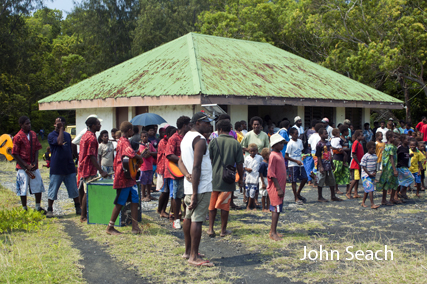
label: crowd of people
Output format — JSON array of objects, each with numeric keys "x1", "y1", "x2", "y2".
[{"x1": 10, "y1": 112, "x2": 427, "y2": 267}]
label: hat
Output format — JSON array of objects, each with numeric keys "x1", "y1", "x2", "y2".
[
  {"x1": 321, "y1": 117, "x2": 329, "y2": 123},
  {"x1": 344, "y1": 119, "x2": 351, "y2": 125},
  {"x1": 294, "y1": 116, "x2": 302, "y2": 123},
  {"x1": 191, "y1": 112, "x2": 213, "y2": 124},
  {"x1": 388, "y1": 118, "x2": 394, "y2": 121},
  {"x1": 270, "y1": 133, "x2": 285, "y2": 147},
  {"x1": 159, "y1": 124, "x2": 170, "y2": 131},
  {"x1": 86, "y1": 114, "x2": 103, "y2": 122}
]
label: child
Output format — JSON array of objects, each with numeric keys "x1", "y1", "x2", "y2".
[
  {"x1": 267, "y1": 124, "x2": 275, "y2": 139},
  {"x1": 98, "y1": 130, "x2": 115, "y2": 179},
  {"x1": 396, "y1": 135, "x2": 413, "y2": 201},
  {"x1": 375, "y1": 131, "x2": 385, "y2": 182},
  {"x1": 243, "y1": 143, "x2": 263, "y2": 211},
  {"x1": 139, "y1": 130, "x2": 157, "y2": 202},
  {"x1": 332, "y1": 125, "x2": 351, "y2": 195},
  {"x1": 376, "y1": 131, "x2": 399, "y2": 205},
  {"x1": 285, "y1": 127, "x2": 307, "y2": 204},
  {"x1": 235, "y1": 121, "x2": 244, "y2": 143},
  {"x1": 331, "y1": 128, "x2": 348, "y2": 166},
  {"x1": 360, "y1": 141, "x2": 380, "y2": 209},
  {"x1": 315, "y1": 128, "x2": 342, "y2": 202},
  {"x1": 267, "y1": 134, "x2": 286, "y2": 241},
  {"x1": 417, "y1": 141, "x2": 426, "y2": 190},
  {"x1": 259, "y1": 148, "x2": 270, "y2": 212},
  {"x1": 42, "y1": 146, "x2": 51, "y2": 168},
  {"x1": 347, "y1": 130, "x2": 364, "y2": 199},
  {"x1": 106, "y1": 122, "x2": 143, "y2": 235},
  {"x1": 409, "y1": 140, "x2": 423, "y2": 197}
]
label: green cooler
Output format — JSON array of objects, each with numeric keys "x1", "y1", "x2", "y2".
[{"x1": 86, "y1": 180, "x2": 142, "y2": 226}]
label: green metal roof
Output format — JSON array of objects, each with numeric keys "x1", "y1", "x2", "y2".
[{"x1": 39, "y1": 32, "x2": 402, "y2": 104}]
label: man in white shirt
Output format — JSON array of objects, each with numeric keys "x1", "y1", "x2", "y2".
[
  {"x1": 292, "y1": 116, "x2": 304, "y2": 136},
  {"x1": 322, "y1": 117, "x2": 333, "y2": 140},
  {"x1": 376, "y1": 121, "x2": 389, "y2": 143},
  {"x1": 178, "y1": 112, "x2": 215, "y2": 267}
]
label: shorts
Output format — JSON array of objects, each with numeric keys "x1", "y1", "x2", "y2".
[
  {"x1": 316, "y1": 170, "x2": 336, "y2": 187},
  {"x1": 156, "y1": 174, "x2": 166, "y2": 192},
  {"x1": 208, "y1": 191, "x2": 232, "y2": 211},
  {"x1": 184, "y1": 192, "x2": 211, "y2": 222},
  {"x1": 47, "y1": 173, "x2": 79, "y2": 200},
  {"x1": 16, "y1": 169, "x2": 45, "y2": 196},
  {"x1": 350, "y1": 169, "x2": 360, "y2": 181},
  {"x1": 288, "y1": 166, "x2": 308, "y2": 183},
  {"x1": 269, "y1": 203, "x2": 283, "y2": 213},
  {"x1": 101, "y1": 166, "x2": 114, "y2": 179},
  {"x1": 258, "y1": 177, "x2": 268, "y2": 197},
  {"x1": 114, "y1": 185, "x2": 139, "y2": 206},
  {"x1": 362, "y1": 176, "x2": 375, "y2": 193},
  {"x1": 140, "y1": 170, "x2": 153, "y2": 185},
  {"x1": 173, "y1": 178, "x2": 184, "y2": 199},
  {"x1": 397, "y1": 167, "x2": 414, "y2": 187},
  {"x1": 245, "y1": 183, "x2": 258, "y2": 198},
  {"x1": 413, "y1": 172, "x2": 421, "y2": 184}
]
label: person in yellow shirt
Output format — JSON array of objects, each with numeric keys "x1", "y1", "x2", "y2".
[
  {"x1": 235, "y1": 121, "x2": 244, "y2": 143},
  {"x1": 417, "y1": 141, "x2": 426, "y2": 190},
  {"x1": 409, "y1": 140, "x2": 423, "y2": 197}
]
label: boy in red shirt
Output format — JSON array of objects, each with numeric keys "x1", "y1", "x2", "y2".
[
  {"x1": 106, "y1": 122, "x2": 143, "y2": 235},
  {"x1": 139, "y1": 130, "x2": 157, "y2": 201},
  {"x1": 267, "y1": 134, "x2": 286, "y2": 241},
  {"x1": 347, "y1": 130, "x2": 365, "y2": 199}
]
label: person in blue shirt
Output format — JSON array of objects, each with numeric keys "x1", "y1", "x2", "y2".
[
  {"x1": 47, "y1": 117, "x2": 81, "y2": 218},
  {"x1": 278, "y1": 120, "x2": 290, "y2": 163}
]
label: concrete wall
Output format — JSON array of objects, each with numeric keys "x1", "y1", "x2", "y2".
[
  {"x1": 362, "y1": 108, "x2": 371, "y2": 125},
  {"x1": 229, "y1": 105, "x2": 248, "y2": 127},
  {"x1": 335, "y1": 107, "x2": 346, "y2": 126},
  {"x1": 148, "y1": 105, "x2": 201, "y2": 128},
  {"x1": 76, "y1": 107, "x2": 115, "y2": 139}
]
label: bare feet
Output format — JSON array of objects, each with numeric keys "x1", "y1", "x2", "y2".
[
  {"x1": 246, "y1": 207, "x2": 251, "y2": 211},
  {"x1": 220, "y1": 230, "x2": 232, "y2": 237},
  {"x1": 142, "y1": 197, "x2": 151, "y2": 202},
  {"x1": 336, "y1": 190, "x2": 344, "y2": 195},
  {"x1": 149, "y1": 196, "x2": 158, "y2": 201},
  {"x1": 269, "y1": 233, "x2": 282, "y2": 241},
  {"x1": 346, "y1": 193, "x2": 352, "y2": 199},
  {"x1": 255, "y1": 201, "x2": 261, "y2": 206},
  {"x1": 106, "y1": 226, "x2": 122, "y2": 235},
  {"x1": 159, "y1": 212, "x2": 169, "y2": 218},
  {"x1": 188, "y1": 258, "x2": 215, "y2": 267},
  {"x1": 416, "y1": 193, "x2": 421, "y2": 198},
  {"x1": 371, "y1": 204, "x2": 380, "y2": 209},
  {"x1": 382, "y1": 201, "x2": 394, "y2": 206},
  {"x1": 182, "y1": 253, "x2": 205, "y2": 259},
  {"x1": 353, "y1": 195, "x2": 362, "y2": 199},
  {"x1": 361, "y1": 203, "x2": 367, "y2": 208},
  {"x1": 262, "y1": 209, "x2": 269, "y2": 213},
  {"x1": 331, "y1": 197, "x2": 342, "y2": 202},
  {"x1": 318, "y1": 197, "x2": 328, "y2": 202},
  {"x1": 206, "y1": 230, "x2": 215, "y2": 237},
  {"x1": 132, "y1": 228, "x2": 142, "y2": 234},
  {"x1": 80, "y1": 217, "x2": 87, "y2": 223},
  {"x1": 251, "y1": 207, "x2": 258, "y2": 211}
]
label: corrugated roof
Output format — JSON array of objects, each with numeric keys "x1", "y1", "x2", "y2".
[{"x1": 39, "y1": 33, "x2": 402, "y2": 104}]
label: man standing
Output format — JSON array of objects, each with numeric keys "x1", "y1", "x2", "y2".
[
  {"x1": 240, "y1": 116, "x2": 270, "y2": 157},
  {"x1": 12, "y1": 116, "x2": 46, "y2": 213},
  {"x1": 78, "y1": 117, "x2": 108, "y2": 222},
  {"x1": 165, "y1": 116, "x2": 191, "y2": 229},
  {"x1": 178, "y1": 112, "x2": 214, "y2": 267},
  {"x1": 72, "y1": 114, "x2": 103, "y2": 145},
  {"x1": 322, "y1": 118, "x2": 333, "y2": 139},
  {"x1": 376, "y1": 121, "x2": 388, "y2": 143},
  {"x1": 46, "y1": 117, "x2": 81, "y2": 217},
  {"x1": 292, "y1": 116, "x2": 304, "y2": 136},
  {"x1": 207, "y1": 119, "x2": 244, "y2": 237}
]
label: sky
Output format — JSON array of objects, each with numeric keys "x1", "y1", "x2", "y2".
[{"x1": 44, "y1": 0, "x2": 80, "y2": 16}]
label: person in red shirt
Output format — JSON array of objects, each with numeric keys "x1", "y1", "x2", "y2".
[
  {"x1": 165, "y1": 116, "x2": 191, "y2": 229},
  {"x1": 106, "y1": 122, "x2": 144, "y2": 235},
  {"x1": 347, "y1": 130, "x2": 365, "y2": 199},
  {"x1": 139, "y1": 130, "x2": 157, "y2": 202},
  {"x1": 11, "y1": 116, "x2": 46, "y2": 213},
  {"x1": 156, "y1": 126, "x2": 177, "y2": 218},
  {"x1": 78, "y1": 117, "x2": 108, "y2": 222},
  {"x1": 416, "y1": 116, "x2": 427, "y2": 132}
]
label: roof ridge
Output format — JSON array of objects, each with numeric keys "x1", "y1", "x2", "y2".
[
  {"x1": 189, "y1": 32, "x2": 271, "y2": 46},
  {"x1": 187, "y1": 33, "x2": 203, "y2": 94}
]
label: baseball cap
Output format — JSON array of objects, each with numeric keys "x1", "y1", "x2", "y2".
[
  {"x1": 86, "y1": 114, "x2": 103, "y2": 122},
  {"x1": 388, "y1": 118, "x2": 394, "y2": 121},
  {"x1": 191, "y1": 112, "x2": 213, "y2": 124},
  {"x1": 344, "y1": 119, "x2": 351, "y2": 125},
  {"x1": 321, "y1": 117, "x2": 329, "y2": 123},
  {"x1": 294, "y1": 116, "x2": 302, "y2": 123}
]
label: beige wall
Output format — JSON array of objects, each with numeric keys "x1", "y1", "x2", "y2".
[
  {"x1": 229, "y1": 105, "x2": 248, "y2": 128},
  {"x1": 148, "y1": 105, "x2": 200, "y2": 128},
  {"x1": 76, "y1": 107, "x2": 115, "y2": 139}
]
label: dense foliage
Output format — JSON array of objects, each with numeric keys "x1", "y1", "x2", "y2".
[{"x1": 1, "y1": 0, "x2": 426, "y2": 134}]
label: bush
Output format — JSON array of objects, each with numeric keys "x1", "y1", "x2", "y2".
[{"x1": 0, "y1": 208, "x2": 45, "y2": 233}]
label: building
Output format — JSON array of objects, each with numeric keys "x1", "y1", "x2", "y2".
[{"x1": 39, "y1": 32, "x2": 403, "y2": 134}]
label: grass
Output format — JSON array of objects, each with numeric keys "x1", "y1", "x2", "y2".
[
  {"x1": 0, "y1": 186, "x2": 84, "y2": 284},
  {"x1": 74, "y1": 216, "x2": 238, "y2": 284}
]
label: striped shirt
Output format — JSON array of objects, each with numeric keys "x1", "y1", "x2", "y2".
[{"x1": 360, "y1": 153, "x2": 378, "y2": 178}]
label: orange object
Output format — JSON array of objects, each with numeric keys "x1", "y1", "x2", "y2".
[
  {"x1": 235, "y1": 172, "x2": 240, "y2": 183},
  {"x1": 167, "y1": 160, "x2": 184, "y2": 178},
  {"x1": 0, "y1": 134, "x2": 14, "y2": 161}
]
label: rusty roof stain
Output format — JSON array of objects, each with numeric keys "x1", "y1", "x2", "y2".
[{"x1": 39, "y1": 33, "x2": 402, "y2": 104}]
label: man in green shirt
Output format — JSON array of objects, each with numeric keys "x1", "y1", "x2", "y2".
[
  {"x1": 240, "y1": 116, "x2": 270, "y2": 157},
  {"x1": 207, "y1": 120, "x2": 244, "y2": 237}
]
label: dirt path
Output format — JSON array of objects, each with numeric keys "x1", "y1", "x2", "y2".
[{"x1": 62, "y1": 220, "x2": 149, "y2": 284}]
